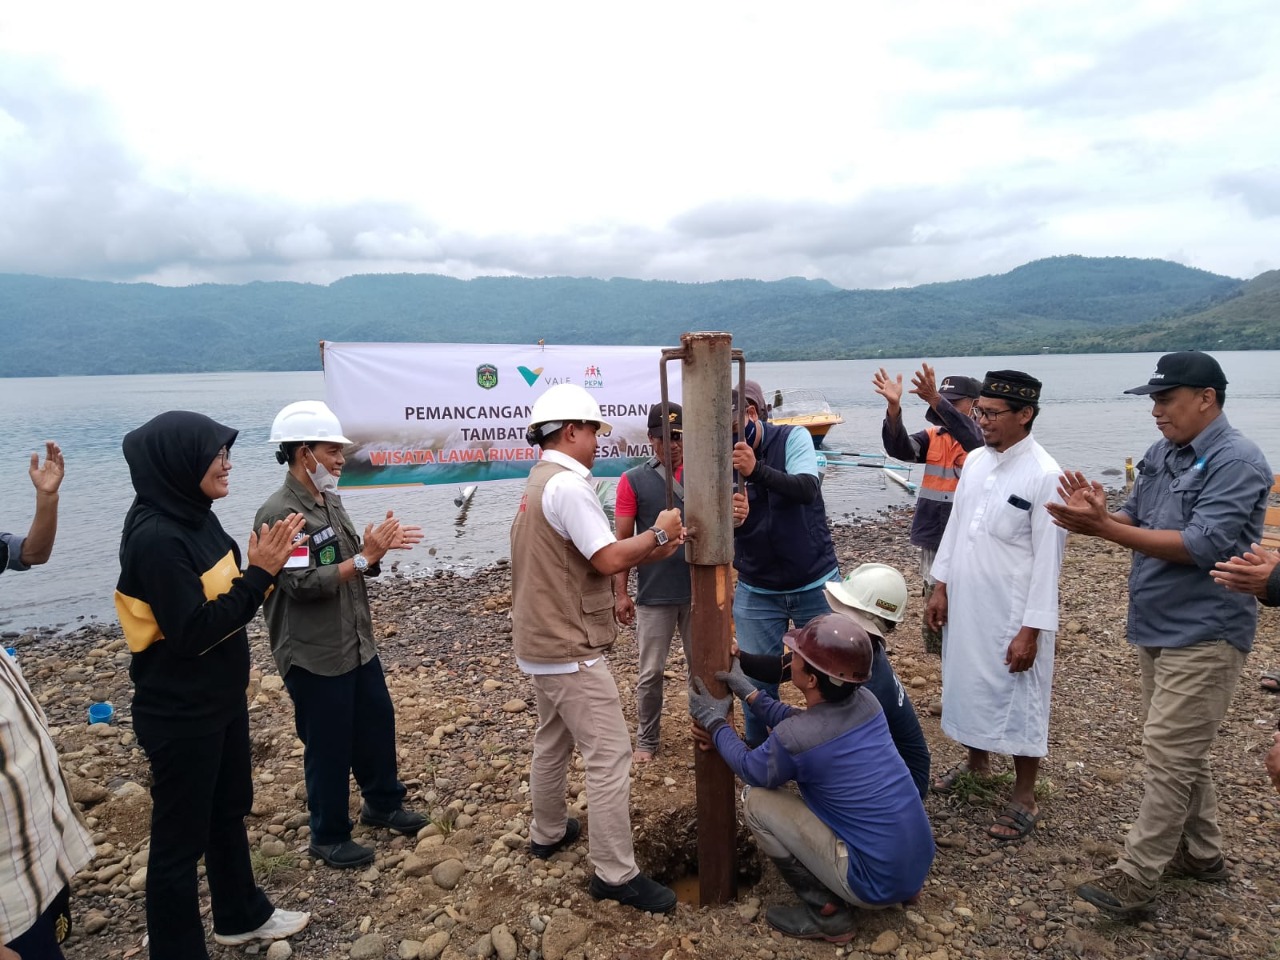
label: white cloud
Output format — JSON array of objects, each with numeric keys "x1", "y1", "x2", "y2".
[{"x1": 0, "y1": 0, "x2": 1277, "y2": 288}]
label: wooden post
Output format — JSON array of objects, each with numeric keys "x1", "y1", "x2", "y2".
[{"x1": 669, "y1": 331, "x2": 738, "y2": 905}]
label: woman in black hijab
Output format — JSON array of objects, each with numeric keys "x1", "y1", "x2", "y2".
[{"x1": 115, "y1": 411, "x2": 308, "y2": 958}]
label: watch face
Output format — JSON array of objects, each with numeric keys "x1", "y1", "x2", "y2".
[{"x1": 652, "y1": 527, "x2": 668, "y2": 545}]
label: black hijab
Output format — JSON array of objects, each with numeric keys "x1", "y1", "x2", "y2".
[{"x1": 120, "y1": 411, "x2": 238, "y2": 553}]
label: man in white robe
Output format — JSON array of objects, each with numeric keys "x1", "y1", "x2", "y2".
[{"x1": 926, "y1": 370, "x2": 1066, "y2": 842}]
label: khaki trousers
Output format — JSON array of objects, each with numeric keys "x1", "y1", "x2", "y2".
[
  {"x1": 634, "y1": 603, "x2": 693, "y2": 753},
  {"x1": 529, "y1": 659, "x2": 637, "y2": 885},
  {"x1": 742, "y1": 785, "x2": 876, "y2": 909},
  {"x1": 1117, "y1": 641, "x2": 1246, "y2": 885}
]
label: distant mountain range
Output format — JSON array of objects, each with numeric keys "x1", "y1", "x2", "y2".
[{"x1": 0, "y1": 255, "x2": 1274, "y2": 377}]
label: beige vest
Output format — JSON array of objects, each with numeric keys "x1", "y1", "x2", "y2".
[{"x1": 510, "y1": 460, "x2": 617, "y2": 663}]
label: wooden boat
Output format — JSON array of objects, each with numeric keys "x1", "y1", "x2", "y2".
[{"x1": 768, "y1": 387, "x2": 843, "y2": 447}]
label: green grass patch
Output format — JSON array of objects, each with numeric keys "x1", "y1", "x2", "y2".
[{"x1": 249, "y1": 850, "x2": 297, "y2": 882}]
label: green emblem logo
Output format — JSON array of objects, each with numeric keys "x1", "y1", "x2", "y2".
[
  {"x1": 476, "y1": 363, "x2": 499, "y2": 390},
  {"x1": 319, "y1": 545, "x2": 337, "y2": 565}
]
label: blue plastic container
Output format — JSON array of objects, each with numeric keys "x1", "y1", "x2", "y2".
[{"x1": 88, "y1": 702, "x2": 115, "y2": 725}]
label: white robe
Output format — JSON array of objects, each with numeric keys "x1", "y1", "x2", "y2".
[{"x1": 932, "y1": 434, "x2": 1066, "y2": 757}]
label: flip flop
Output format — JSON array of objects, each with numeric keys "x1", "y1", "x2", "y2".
[
  {"x1": 931, "y1": 764, "x2": 970, "y2": 795},
  {"x1": 988, "y1": 804, "x2": 1040, "y2": 843},
  {"x1": 1260, "y1": 672, "x2": 1280, "y2": 694}
]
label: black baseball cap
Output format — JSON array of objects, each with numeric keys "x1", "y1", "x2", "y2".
[
  {"x1": 646, "y1": 402, "x2": 683, "y2": 433},
  {"x1": 938, "y1": 376, "x2": 981, "y2": 401},
  {"x1": 1124, "y1": 352, "x2": 1227, "y2": 396}
]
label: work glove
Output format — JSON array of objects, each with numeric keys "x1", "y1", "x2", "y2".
[
  {"x1": 716, "y1": 657, "x2": 758, "y2": 702},
  {"x1": 687, "y1": 677, "x2": 733, "y2": 735}
]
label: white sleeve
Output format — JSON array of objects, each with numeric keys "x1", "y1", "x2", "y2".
[
  {"x1": 1022, "y1": 467, "x2": 1067, "y2": 631},
  {"x1": 543, "y1": 472, "x2": 617, "y2": 560}
]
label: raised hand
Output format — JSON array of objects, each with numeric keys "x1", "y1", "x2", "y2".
[
  {"x1": 910, "y1": 363, "x2": 940, "y2": 405},
  {"x1": 29, "y1": 440, "x2": 65, "y2": 496},
  {"x1": 872, "y1": 368, "x2": 904, "y2": 411},
  {"x1": 248, "y1": 513, "x2": 308, "y2": 575}
]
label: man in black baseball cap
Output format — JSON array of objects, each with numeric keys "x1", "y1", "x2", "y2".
[
  {"x1": 1048, "y1": 351, "x2": 1272, "y2": 915},
  {"x1": 1123, "y1": 351, "x2": 1228, "y2": 398}
]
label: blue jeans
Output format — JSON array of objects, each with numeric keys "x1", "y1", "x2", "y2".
[{"x1": 733, "y1": 581, "x2": 834, "y2": 745}]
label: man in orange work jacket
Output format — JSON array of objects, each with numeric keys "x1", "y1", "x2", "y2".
[{"x1": 873, "y1": 364, "x2": 984, "y2": 655}]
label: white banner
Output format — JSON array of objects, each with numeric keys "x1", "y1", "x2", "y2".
[{"x1": 322, "y1": 342, "x2": 682, "y2": 488}]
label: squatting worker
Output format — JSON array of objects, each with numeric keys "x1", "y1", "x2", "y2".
[
  {"x1": 731, "y1": 379, "x2": 840, "y2": 746},
  {"x1": 926, "y1": 371, "x2": 1066, "y2": 844},
  {"x1": 256, "y1": 401, "x2": 427, "y2": 870},
  {"x1": 1047, "y1": 352, "x2": 1272, "y2": 915},
  {"x1": 512, "y1": 383, "x2": 686, "y2": 914},
  {"x1": 689, "y1": 614, "x2": 934, "y2": 943},
  {"x1": 116, "y1": 412, "x2": 310, "y2": 958},
  {"x1": 873, "y1": 364, "x2": 983, "y2": 655},
  {"x1": 2, "y1": 441, "x2": 96, "y2": 960}
]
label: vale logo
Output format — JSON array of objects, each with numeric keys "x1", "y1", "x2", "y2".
[{"x1": 517, "y1": 366, "x2": 544, "y2": 386}]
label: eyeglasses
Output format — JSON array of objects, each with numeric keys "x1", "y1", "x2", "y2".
[
  {"x1": 216, "y1": 447, "x2": 231, "y2": 466},
  {"x1": 571, "y1": 421, "x2": 601, "y2": 434},
  {"x1": 651, "y1": 431, "x2": 683, "y2": 442},
  {"x1": 973, "y1": 406, "x2": 1016, "y2": 422}
]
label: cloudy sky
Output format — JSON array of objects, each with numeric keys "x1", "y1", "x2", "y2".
[{"x1": 2, "y1": 1, "x2": 1277, "y2": 290}]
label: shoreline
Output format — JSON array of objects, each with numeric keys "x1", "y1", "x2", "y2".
[{"x1": 14, "y1": 508, "x2": 1280, "y2": 960}]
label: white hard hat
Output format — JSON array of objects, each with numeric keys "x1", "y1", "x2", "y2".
[
  {"x1": 824, "y1": 563, "x2": 908, "y2": 633},
  {"x1": 270, "y1": 400, "x2": 353, "y2": 444},
  {"x1": 526, "y1": 384, "x2": 613, "y2": 442}
]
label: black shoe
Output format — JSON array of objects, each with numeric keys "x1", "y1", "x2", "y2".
[
  {"x1": 766, "y1": 902, "x2": 858, "y2": 943},
  {"x1": 309, "y1": 839, "x2": 376, "y2": 868},
  {"x1": 359, "y1": 803, "x2": 428, "y2": 836},
  {"x1": 588, "y1": 872, "x2": 677, "y2": 914},
  {"x1": 528, "y1": 818, "x2": 580, "y2": 860}
]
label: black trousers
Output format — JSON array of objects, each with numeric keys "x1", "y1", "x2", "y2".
[
  {"x1": 283, "y1": 655, "x2": 406, "y2": 845},
  {"x1": 137, "y1": 709, "x2": 273, "y2": 960},
  {"x1": 5, "y1": 885, "x2": 71, "y2": 960}
]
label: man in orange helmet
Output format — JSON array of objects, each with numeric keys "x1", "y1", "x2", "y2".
[{"x1": 689, "y1": 613, "x2": 933, "y2": 943}]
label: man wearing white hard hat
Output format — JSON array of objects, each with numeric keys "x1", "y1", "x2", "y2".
[
  {"x1": 734, "y1": 563, "x2": 930, "y2": 799},
  {"x1": 255, "y1": 401, "x2": 427, "y2": 870},
  {"x1": 511, "y1": 383, "x2": 685, "y2": 914}
]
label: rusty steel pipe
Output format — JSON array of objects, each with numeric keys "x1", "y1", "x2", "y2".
[{"x1": 656, "y1": 331, "x2": 740, "y2": 905}]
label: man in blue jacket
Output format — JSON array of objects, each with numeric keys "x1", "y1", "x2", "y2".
[
  {"x1": 689, "y1": 614, "x2": 934, "y2": 943},
  {"x1": 731, "y1": 380, "x2": 839, "y2": 745}
]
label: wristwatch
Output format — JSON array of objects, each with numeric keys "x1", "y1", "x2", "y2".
[
  {"x1": 649, "y1": 526, "x2": 669, "y2": 546},
  {"x1": 352, "y1": 553, "x2": 370, "y2": 573}
]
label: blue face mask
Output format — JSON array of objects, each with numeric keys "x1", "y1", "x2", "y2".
[{"x1": 743, "y1": 419, "x2": 758, "y2": 446}]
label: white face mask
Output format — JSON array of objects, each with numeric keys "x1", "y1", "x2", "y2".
[{"x1": 305, "y1": 449, "x2": 339, "y2": 494}]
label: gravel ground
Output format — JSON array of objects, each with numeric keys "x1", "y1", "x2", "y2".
[{"x1": 9, "y1": 506, "x2": 1280, "y2": 960}]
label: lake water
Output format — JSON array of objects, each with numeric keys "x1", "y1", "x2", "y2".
[{"x1": 3, "y1": 352, "x2": 1279, "y2": 631}]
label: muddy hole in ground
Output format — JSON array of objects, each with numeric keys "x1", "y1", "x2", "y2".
[{"x1": 633, "y1": 801, "x2": 763, "y2": 906}]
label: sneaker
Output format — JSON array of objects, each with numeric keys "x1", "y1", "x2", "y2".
[
  {"x1": 1166, "y1": 844, "x2": 1230, "y2": 882},
  {"x1": 359, "y1": 803, "x2": 429, "y2": 836},
  {"x1": 528, "y1": 818, "x2": 580, "y2": 860},
  {"x1": 214, "y1": 907, "x2": 311, "y2": 945},
  {"x1": 1077, "y1": 869, "x2": 1157, "y2": 915},
  {"x1": 589, "y1": 872, "x2": 677, "y2": 914},
  {"x1": 309, "y1": 839, "x2": 376, "y2": 868}
]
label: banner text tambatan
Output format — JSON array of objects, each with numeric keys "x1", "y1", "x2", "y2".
[{"x1": 322, "y1": 342, "x2": 682, "y2": 488}]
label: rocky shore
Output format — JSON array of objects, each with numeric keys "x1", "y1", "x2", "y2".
[{"x1": 9, "y1": 508, "x2": 1280, "y2": 960}]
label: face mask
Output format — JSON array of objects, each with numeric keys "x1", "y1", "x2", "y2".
[
  {"x1": 744, "y1": 419, "x2": 758, "y2": 447},
  {"x1": 305, "y1": 449, "x2": 339, "y2": 494}
]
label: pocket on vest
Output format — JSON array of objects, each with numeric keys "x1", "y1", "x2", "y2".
[{"x1": 582, "y1": 590, "x2": 616, "y2": 648}]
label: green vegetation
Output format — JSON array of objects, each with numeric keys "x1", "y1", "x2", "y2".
[{"x1": 0, "y1": 256, "x2": 1270, "y2": 377}]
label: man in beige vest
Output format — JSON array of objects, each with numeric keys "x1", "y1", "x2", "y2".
[{"x1": 511, "y1": 384, "x2": 685, "y2": 914}]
